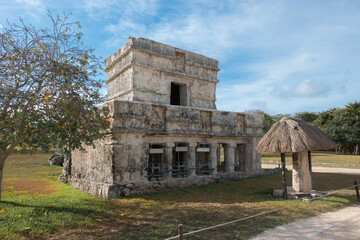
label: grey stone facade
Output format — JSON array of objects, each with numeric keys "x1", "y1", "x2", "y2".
[{"x1": 68, "y1": 37, "x2": 264, "y2": 198}]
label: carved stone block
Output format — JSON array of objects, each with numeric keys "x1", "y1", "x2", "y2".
[
  {"x1": 149, "y1": 105, "x2": 165, "y2": 131},
  {"x1": 199, "y1": 111, "x2": 212, "y2": 131}
]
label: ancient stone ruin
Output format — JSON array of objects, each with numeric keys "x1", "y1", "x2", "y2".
[{"x1": 67, "y1": 37, "x2": 264, "y2": 198}]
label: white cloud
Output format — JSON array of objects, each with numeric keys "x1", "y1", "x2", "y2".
[
  {"x1": 0, "y1": 24, "x2": 3, "y2": 29},
  {"x1": 81, "y1": 0, "x2": 157, "y2": 20},
  {"x1": 293, "y1": 79, "x2": 330, "y2": 97},
  {"x1": 15, "y1": 0, "x2": 46, "y2": 15}
]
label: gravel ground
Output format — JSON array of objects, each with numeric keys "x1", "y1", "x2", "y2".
[
  {"x1": 252, "y1": 205, "x2": 360, "y2": 240},
  {"x1": 256, "y1": 164, "x2": 360, "y2": 239}
]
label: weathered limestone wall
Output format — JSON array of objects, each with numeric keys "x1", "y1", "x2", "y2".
[
  {"x1": 69, "y1": 100, "x2": 264, "y2": 198},
  {"x1": 111, "y1": 133, "x2": 148, "y2": 184},
  {"x1": 106, "y1": 100, "x2": 263, "y2": 136},
  {"x1": 104, "y1": 37, "x2": 219, "y2": 109},
  {"x1": 70, "y1": 139, "x2": 114, "y2": 197},
  {"x1": 106, "y1": 67, "x2": 134, "y2": 101}
]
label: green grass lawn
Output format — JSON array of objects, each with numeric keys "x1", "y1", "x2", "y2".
[
  {"x1": 262, "y1": 151, "x2": 360, "y2": 168},
  {"x1": 0, "y1": 153, "x2": 359, "y2": 239}
]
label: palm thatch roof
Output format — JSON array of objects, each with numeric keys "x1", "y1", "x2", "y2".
[{"x1": 256, "y1": 117, "x2": 336, "y2": 153}]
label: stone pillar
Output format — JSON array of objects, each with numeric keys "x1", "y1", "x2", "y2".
[
  {"x1": 225, "y1": 143, "x2": 236, "y2": 173},
  {"x1": 245, "y1": 139, "x2": 252, "y2": 171},
  {"x1": 164, "y1": 142, "x2": 175, "y2": 179},
  {"x1": 209, "y1": 143, "x2": 218, "y2": 175},
  {"x1": 292, "y1": 152, "x2": 311, "y2": 192},
  {"x1": 187, "y1": 143, "x2": 197, "y2": 176},
  {"x1": 253, "y1": 138, "x2": 262, "y2": 171}
]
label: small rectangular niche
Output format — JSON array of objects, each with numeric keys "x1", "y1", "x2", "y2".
[
  {"x1": 196, "y1": 143, "x2": 211, "y2": 175},
  {"x1": 170, "y1": 82, "x2": 187, "y2": 106},
  {"x1": 175, "y1": 51, "x2": 185, "y2": 72},
  {"x1": 148, "y1": 143, "x2": 165, "y2": 181}
]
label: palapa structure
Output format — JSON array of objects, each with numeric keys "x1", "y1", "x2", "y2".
[{"x1": 256, "y1": 117, "x2": 336, "y2": 199}]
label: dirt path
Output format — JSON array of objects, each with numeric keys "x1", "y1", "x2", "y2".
[
  {"x1": 252, "y1": 205, "x2": 360, "y2": 240},
  {"x1": 262, "y1": 164, "x2": 360, "y2": 175}
]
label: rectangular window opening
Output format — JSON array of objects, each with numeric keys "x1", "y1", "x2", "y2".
[
  {"x1": 172, "y1": 142, "x2": 189, "y2": 178},
  {"x1": 170, "y1": 83, "x2": 187, "y2": 106},
  {"x1": 148, "y1": 143, "x2": 165, "y2": 181},
  {"x1": 196, "y1": 143, "x2": 211, "y2": 175}
]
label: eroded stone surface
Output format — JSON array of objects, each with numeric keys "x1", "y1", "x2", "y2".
[
  {"x1": 292, "y1": 152, "x2": 312, "y2": 192},
  {"x1": 68, "y1": 37, "x2": 264, "y2": 198}
]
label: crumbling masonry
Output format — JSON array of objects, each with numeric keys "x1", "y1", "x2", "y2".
[{"x1": 68, "y1": 37, "x2": 264, "y2": 198}]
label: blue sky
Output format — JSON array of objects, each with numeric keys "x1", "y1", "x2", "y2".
[{"x1": 1, "y1": 0, "x2": 359, "y2": 114}]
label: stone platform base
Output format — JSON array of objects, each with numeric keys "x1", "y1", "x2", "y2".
[
  {"x1": 273, "y1": 187, "x2": 327, "y2": 201},
  {"x1": 68, "y1": 169, "x2": 268, "y2": 199}
]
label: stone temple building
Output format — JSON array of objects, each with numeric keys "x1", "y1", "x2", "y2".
[{"x1": 68, "y1": 37, "x2": 264, "y2": 198}]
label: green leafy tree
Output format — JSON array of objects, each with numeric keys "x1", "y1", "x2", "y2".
[
  {"x1": 0, "y1": 13, "x2": 110, "y2": 200},
  {"x1": 343, "y1": 102, "x2": 360, "y2": 154},
  {"x1": 314, "y1": 102, "x2": 360, "y2": 154},
  {"x1": 314, "y1": 108, "x2": 345, "y2": 152},
  {"x1": 294, "y1": 111, "x2": 319, "y2": 123}
]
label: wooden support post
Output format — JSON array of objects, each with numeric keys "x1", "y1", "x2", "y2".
[
  {"x1": 178, "y1": 224, "x2": 184, "y2": 240},
  {"x1": 354, "y1": 181, "x2": 360, "y2": 203},
  {"x1": 308, "y1": 151, "x2": 313, "y2": 190},
  {"x1": 281, "y1": 153, "x2": 288, "y2": 200}
]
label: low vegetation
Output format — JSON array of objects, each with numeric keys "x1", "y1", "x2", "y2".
[
  {"x1": 253, "y1": 101, "x2": 360, "y2": 154},
  {"x1": 0, "y1": 153, "x2": 359, "y2": 239},
  {"x1": 262, "y1": 151, "x2": 360, "y2": 168}
]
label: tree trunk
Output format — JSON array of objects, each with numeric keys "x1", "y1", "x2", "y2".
[
  {"x1": 0, "y1": 152, "x2": 6, "y2": 201},
  {"x1": 58, "y1": 150, "x2": 72, "y2": 183},
  {"x1": 281, "y1": 153, "x2": 287, "y2": 200}
]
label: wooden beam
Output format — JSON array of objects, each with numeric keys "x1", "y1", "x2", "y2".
[{"x1": 281, "y1": 153, "x2": 288, "y2": 200}]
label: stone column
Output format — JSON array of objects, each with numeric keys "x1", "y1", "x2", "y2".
[
  {"x1": 225, "y1": 143, "x2": 236, "y2": 173},
  {"x1": 186, "y1": 143, "x2": 197, "y2": 176},
  {"x1": 292, "y1": 152, "x2": 311, "y2": 192},
  {"x1": 164, "y1": 142, "x2": 175, "y2": 179},
  {"x1": 245, "y1": 139, "x2": 253, "y2": 171},
  {"x1": 209, "y1": 143, "x2": 218, "y2": 175}
]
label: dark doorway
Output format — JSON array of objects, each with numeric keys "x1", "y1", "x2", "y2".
[
  {"x1": 170, "y1": 83, "x2": 180, "y2": 105},
  {"x1": 217, "y1": 144, "x2": 227, "y2": 172},
  {"x1": 235, "y1": 144, "x2": 246, "y2": 172}
]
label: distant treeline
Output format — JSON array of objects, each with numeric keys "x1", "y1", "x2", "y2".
[{"x1": 250, "y1": 101, "x2": 360, "y2": 155}]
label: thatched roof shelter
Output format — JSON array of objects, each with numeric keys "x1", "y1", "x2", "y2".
[{"x1": 256, "y1": 117, "x2": 336, "y2": 153}]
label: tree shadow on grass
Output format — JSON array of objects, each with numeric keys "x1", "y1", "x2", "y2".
[
  {"x1": 1, "y1": 200, "x2": 100, "y2": 216},
  {"x1": 120, "y1": 172, "x2": 360, "y2": 206}
]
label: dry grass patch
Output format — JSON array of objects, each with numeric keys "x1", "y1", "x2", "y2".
[
  {"x1": 3, "y1": 178, "x2": 58, "y2": 196},
  {"x1": 262, "y1": 151, "x2": 360, "y2": 168}
]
